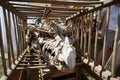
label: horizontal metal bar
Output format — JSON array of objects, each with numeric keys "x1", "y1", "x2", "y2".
[
  {"x1": 6, "y1": 0, "x2": 103, "y2": 6},
  {"x1": 0, "y1": 1, "x2": 26, "y2": 19}
]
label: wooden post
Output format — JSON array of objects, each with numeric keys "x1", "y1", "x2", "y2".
[
  {"x1": 94, "y1": 10, "x2": 100, "y2": 62},
  {"x1": 102, "y1": 7, "x2": 110, "y2": 66},
  {"x1": 0, "y1": 14, "x2": 7, "y2": 76}
]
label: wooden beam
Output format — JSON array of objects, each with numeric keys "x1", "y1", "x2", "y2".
[
  {"x1": 0, "y1": 1, "x2": 26, "y2": 19},
  {"x1": 6, "y1": 0, "x2": 103, "y2": 6}
]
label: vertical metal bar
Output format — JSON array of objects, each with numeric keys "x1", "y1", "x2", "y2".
[
  {"x1": 0, "y1": 14, "x2": 7, "y2": 76},
  {"x1": 20, "y1": 19, "x2": 23, "y2": 52},
  {"x1": 94, "y1": 10, "x2": 100, "y2": 62},
  {"x1": 23, "y1": 19, "x2": 27, "y2": 49},
  {"x1": 24, "y1": 19, "x2": 27, "y2": 49},
  {"x1": 12, "y1": 14, "x2": 18, "y2": 59},
  {"x1": 83, "y1": 15, "x2": 87, "y2": 54},
  {"x1": 102, "y1": 7, "x2": 110, "y2": 66},
  {"x1": 17, "y1": 18, "x2": 22, "y2": 54},
  {"x1": 16, "y1": 17, "x2": 21, "y2": 55},
  {"x1": 3, "y1": 8, "x2": 15, "y2": 66},
  {"x1": 111, "y1": 9, "x2": 120, "y2": 77},
  {"x1": 88, "y1": 13, "x2": 92, "y2": 59},
  {"x1": 19, "y1": 19, "x2": 23, "y2": 53},
  {"x1": 22, "y1": 20, "x2": 25, "y2": 50},
  {"x1": 76, "y1": 17, "x2": 80, "y2": 53},
  {"x1": 9, "y1": 12, "x2": 15, "y2": 64},
  {"x1": 15, "y1": 15, "x2": 20, "y2": 59},
  {"x1": 4, "y1": 9, "x2": 12, "y2": 69},
  {"x1": 80, "y1": 16, "x2": 83, "y2": 55}
]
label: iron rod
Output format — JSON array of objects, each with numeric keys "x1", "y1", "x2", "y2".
[
  {"x1": 88, "y1": 13, "x2": 92, "y2": 59},
  {"x1": 4, "y1": 8, "x2": 12, "y2": 69},
  {"x1": 94, "y1": 10, "x2": 100, "y2": 62},
  {"x1": 9, "y1": 12, "x2": 15, "y2": 64},
  {"x1": 80, "y1": 16, "x2": 83, "y2": 55}
]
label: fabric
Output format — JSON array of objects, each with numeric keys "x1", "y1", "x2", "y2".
[{"x1": 108, "y1": 5, "x2": 119, "y2": 31}]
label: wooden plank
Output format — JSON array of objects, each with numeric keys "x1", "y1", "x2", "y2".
[
  {"x1": 18, "y1": 64, "x2": 46, "y2": 66},
  {"x1": 6, "y1": 0, "x2": 103, "y2": 6},
  {"x1": 16, "y1": 66, "x2": 50, "y2": 70},
  {"x1": 0, "y1": 1, "x2": 25, "y2": 19},
  {"x1": 0, "y1": 13, "x2": 7, "y2": 76}
]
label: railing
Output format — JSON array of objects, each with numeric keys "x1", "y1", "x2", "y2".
[
  {"x1": 0, "y1": 0, "x2": 120, "y2": 80},
  {"x1": 0, "y1": 5, "x2": 27, "y2": 80},
  {"x1": 66, "y1": 0, "x2": 120, "y2": 80}
]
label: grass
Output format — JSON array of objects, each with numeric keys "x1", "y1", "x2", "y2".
[
  {"x1": 0, "y1": 57, "x2": 8, "y2": 78},
  {"x1": 0, "y1": 57, "x2": 3, "y2": 78}
]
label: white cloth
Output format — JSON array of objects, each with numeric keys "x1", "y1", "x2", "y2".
[{"x1": 108, "y1": 5, "x2": 119, "y2": 31}]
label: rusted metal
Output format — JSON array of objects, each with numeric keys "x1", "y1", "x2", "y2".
[
  {"x1": 6, "y1": 0, "x2": 103, "y2": 6},
  {"x1": 83, "y1": 15, "x2": 87, "y2": 54},
  {"x1": 0, "y1": 0, "x2": 25, "y2": 19},
  {"x1": 80, "y1": 16, "x2": 84, "y2": 55},
  {"x1": 94, "y1": 10, "x2": 100, "y2": 62},
  {"x1": 15, "y1": 15, "x2": 21, "y2": 60},
  {"x1": 9, "y1": 14, "x2": 16, "y2": 64},
  {"x1": 5, "y1": 8, "x2": 12, "y2": 69},
  {"x1": 12, "y1": 14, "x2": 18, "y2": 59},
  {"x1": 88, "y1": 12, "x2": 93, "y2": 59}
]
